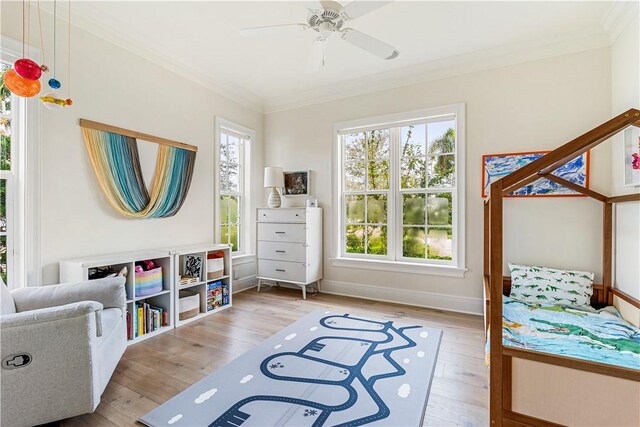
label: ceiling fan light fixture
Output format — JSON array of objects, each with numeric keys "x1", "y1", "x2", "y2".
[
  {"x1": 240, "y1": 1, "x2": 397, "y2": 70},
  {"x1": 318, "y1": 21, "x2": 334, "y2": 37}
]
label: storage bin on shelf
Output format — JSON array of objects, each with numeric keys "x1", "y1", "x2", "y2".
[
  {"x1": 135, "y1": 266, "x2": 163, "y2": 297},
  {"x1": 207, "y1": 253, "x2": 224, "y2": 280},
  {"x1": 178, "y1": 290, "x2": 200, "y2": 320}
]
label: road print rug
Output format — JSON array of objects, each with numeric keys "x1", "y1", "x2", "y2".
[{"x1": 139, "y1": 310, "x2": 442, "y2": 427}]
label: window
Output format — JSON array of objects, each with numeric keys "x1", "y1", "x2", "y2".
[
  {"x1": 0, "y1": 37, "x2": 40, "y2": 289},
  {"x1": 1, "y1": 61, "x2": 14, "y2": 285},
  {"x1": 215, "y1": 118, "x2": 252, "y2": 254},
  {"x1": 334, "y1": 105, "x2": 466, "y2": 276}
]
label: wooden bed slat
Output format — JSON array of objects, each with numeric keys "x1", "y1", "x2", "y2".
[
  {"x1": 503, "y1": 347, "x2": 640, "y2": 381},
  {"x1": 502, "y1": 410, "x2": 564, "y2": 427},
  {"x1": 611, "y1": 287, "x2": 640, "y2": 309},
  {"x1": 608, "y1": 193, "x2": 640, "y2": 203},
  {"x1": 543, "y1": 174, "x2": 607, "y2": 202}
]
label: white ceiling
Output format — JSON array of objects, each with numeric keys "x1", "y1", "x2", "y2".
[{"x1": 60, "y1": 1, "x2": 627, "y2": 112}]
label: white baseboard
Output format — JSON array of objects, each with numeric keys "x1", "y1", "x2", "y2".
[
  {"x1": 320, "y1": 279, "x2": 483, "y2": 316},
  {"x1": 233, "y1": 275, "x2": 258, "y2": 293}
]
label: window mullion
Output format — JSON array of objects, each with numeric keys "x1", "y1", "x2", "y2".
[
  {"x1": 391, "y1": 127, "x2": 400, "y2": 262},
  {"x1": 364, "y1": 133, "x2": 369, "y2": 255}
]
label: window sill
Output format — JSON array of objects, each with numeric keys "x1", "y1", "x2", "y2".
[
  {"x1": 329, "y1": 257, "x2": 467, "y2": 278},
  {"x1": 231, "y1": 253, "x2": 255, "y2": 265}
]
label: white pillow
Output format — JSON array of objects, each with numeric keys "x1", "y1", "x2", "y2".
[
  {"x1": 508, "y1": 263, "x2": 594, "y2": 307},
  {"x1": 1, "y1": 278, "x2": 16, "y2": 315}
]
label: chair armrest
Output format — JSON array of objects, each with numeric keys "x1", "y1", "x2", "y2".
[
  {"x1": 1, "y1": 301, "x2": 103, "y2": 330},
  {"x1": 1, "y1": 301, "x2": 104, "y2": 424},
  {"x1": 11, "y1": 276, "x2": 126, "y2": 314}
]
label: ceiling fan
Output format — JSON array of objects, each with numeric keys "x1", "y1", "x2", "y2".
[{"x1": 240, "y1": 1, "x2": 398, "y2": 71}]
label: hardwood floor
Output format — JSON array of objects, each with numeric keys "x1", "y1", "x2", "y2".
[{"x1": 62, "y1": 287, "x2": 489, "y2": 427}]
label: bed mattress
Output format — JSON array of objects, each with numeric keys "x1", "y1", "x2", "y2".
[{"x1": 492, "y1": 297, "x2": 640, "y2": 370}]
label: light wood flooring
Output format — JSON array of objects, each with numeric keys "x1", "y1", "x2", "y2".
[{"x1": 61, "y1": 287, "x2": 489, "y2": 427}]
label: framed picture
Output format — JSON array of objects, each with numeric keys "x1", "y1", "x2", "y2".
[
  {"x1": 283, "y1": 170, "x2": 310, "y2": 196},
  {"x1": 482, "y1": 150, "x2": 590, "y2": 197},
  {"x1": 183, "y1": 255, "x2": 203, "y2": 279},
  {"x1": 624, "y1": 127, "x2": 640, "y2": 187}
]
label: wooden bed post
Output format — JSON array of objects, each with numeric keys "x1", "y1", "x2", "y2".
[
  {"x1": 484, "y1": 200, "x2": 490, "y2": 335},
  {"x1": 489, "y1": 181, "x2": 504, "y2": 426},
  {"x1": 484, "y1": 200, "x2": 489, "y2": 276},
  {"x1": 603, "y1": 202, "x2": 613, "y2": 305}
]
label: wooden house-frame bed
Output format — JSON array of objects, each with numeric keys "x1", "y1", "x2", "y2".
[{"x1": 484, "y1": 108, "x2": 640, "y2": 426}]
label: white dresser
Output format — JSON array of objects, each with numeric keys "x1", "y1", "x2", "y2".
[{"x1": 256, "y1": 207, "x2": 322, "y2": 299}]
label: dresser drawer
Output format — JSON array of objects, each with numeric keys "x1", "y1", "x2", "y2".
[
  {"x1": 258, "y1": 259, "x2": 306, "y2": 283},
  {"x1": 258, "y1": 241, "x2": 306, "y2": 263},
  {"x1": 258, "y1": 208, "x2": 306, "y2": 223},
  {"x1": 257, "y1": 223, "x2": 306, "y2": 243}
]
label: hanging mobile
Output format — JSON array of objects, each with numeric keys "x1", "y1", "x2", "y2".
[
  {"x1": 5, "y1": 0, "x2": 44, "y2": 97},
  {"x1": 48, "y1": 0, "x2": 61, "y2": 89},
  {"x1": 41, "y1": 0, "x2": 73, "y2": 109}
]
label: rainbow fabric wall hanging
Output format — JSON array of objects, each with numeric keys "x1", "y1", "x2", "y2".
[{"x1": 80, "y1": 119, "x2": 197, "y2": 219}]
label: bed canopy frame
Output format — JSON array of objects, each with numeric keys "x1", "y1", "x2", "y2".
[{"x1": 484, "y1": 108, "x2": 640, "y2": 426}]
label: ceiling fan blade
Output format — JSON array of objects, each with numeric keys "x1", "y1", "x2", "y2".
[
  {"x1": 341, "y1": 1, "x2": 393, "y2": 20},
  {"x1": 341, "y1": 28, "x2": 398, "y2": 60},
  {"x1": 307, "y1": 38, "x2": 326, "y2": 72},
  {"x1": 240, "y1": 23, "x2": 308, "y2": 37}
]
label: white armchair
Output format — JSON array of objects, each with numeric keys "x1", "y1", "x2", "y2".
[{"x1": 0, "y1": 276, "x2": 128, "y2": 426}]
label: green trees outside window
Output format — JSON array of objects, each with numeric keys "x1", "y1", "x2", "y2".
[
  {"x1": 343, "y1": 119, "x2": 456, "y2": 262},
  {"x1": 0, "y1": 64, "x2": 12, "y2": 284}
]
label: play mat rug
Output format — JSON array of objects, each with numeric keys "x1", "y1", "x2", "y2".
[{"x1": 139, "y1": 310, "x2": 442, "y2": 426}]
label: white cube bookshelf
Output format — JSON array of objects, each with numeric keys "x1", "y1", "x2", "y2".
[
  {"x1": 167, "y1": 243, "x2": 233, "y2": 327},
  {"x1": 59, "y1": 250, "x2": 175, "y2": 346}
]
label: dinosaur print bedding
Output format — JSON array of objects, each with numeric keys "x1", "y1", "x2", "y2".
[{"x1": 492, "y1": 297, "x2": 640, "y2": 370}]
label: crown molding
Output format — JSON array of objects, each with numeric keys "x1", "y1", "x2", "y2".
[
  {"x1": 601, "y1": 1, "x2": 640, "y2": 43},
  {"x1": 262, "y1": 28, "x2": 611, "y2": 114},
  {"x1": 33, "y1": 2, "x2": 266, "y2": 113},
  {"x1": 31, "y1": 3, "x2": 616, "y2": 116}
]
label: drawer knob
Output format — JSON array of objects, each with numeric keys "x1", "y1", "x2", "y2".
[
  {"x1": 275, "y1": 269, "x2": 286, "y2": 272},
  {"x1": 295, "y1": 213, "x2": 299, "y2": 216},
  {"x1": 275, "y1": 250, "x2": 286, "y2": 253}
]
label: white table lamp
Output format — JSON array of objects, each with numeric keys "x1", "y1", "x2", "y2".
[{"x1": 264, "y1": 167, "x2": 284, "y2": 208}]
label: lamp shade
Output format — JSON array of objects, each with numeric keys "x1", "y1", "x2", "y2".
[{"x1": 264, "y1": 167, "x2": 284, "y2": 188}]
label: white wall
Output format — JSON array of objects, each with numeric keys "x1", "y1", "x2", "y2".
[
  {"x1": 1, "y1": 2, "x2": 262, "y2": 287},
  {"x1": 264, "y1": 48, "x2": 612, "y2": 314},
  {"x1": 611, "y1": 11, "x2": 640, "y2": 299}
]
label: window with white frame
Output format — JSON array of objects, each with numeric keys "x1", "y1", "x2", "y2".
[
  {"x1": 1, "y1": 38, "x2": 40, "y2": 289},
  {"x1": 0, "y1": 61, "x2": 14, "y2": 285},
  {"x1": 216, "y1": 119, "x2": 252, "y2": 254},
  {"x1": 335, "y1": 105, "x2": 465, "y2": 273}
]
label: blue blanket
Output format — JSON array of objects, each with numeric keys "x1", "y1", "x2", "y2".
[{"x1": 497, "y1": 297, "x2": 640, "y2": 370}]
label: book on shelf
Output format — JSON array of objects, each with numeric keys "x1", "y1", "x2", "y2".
[
  {"x1": 207, "y1": 281, "x2": 223, "y2": 311},
  {"x1": 127, "y1": 302, "x2": 169, "y2": 340}
]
